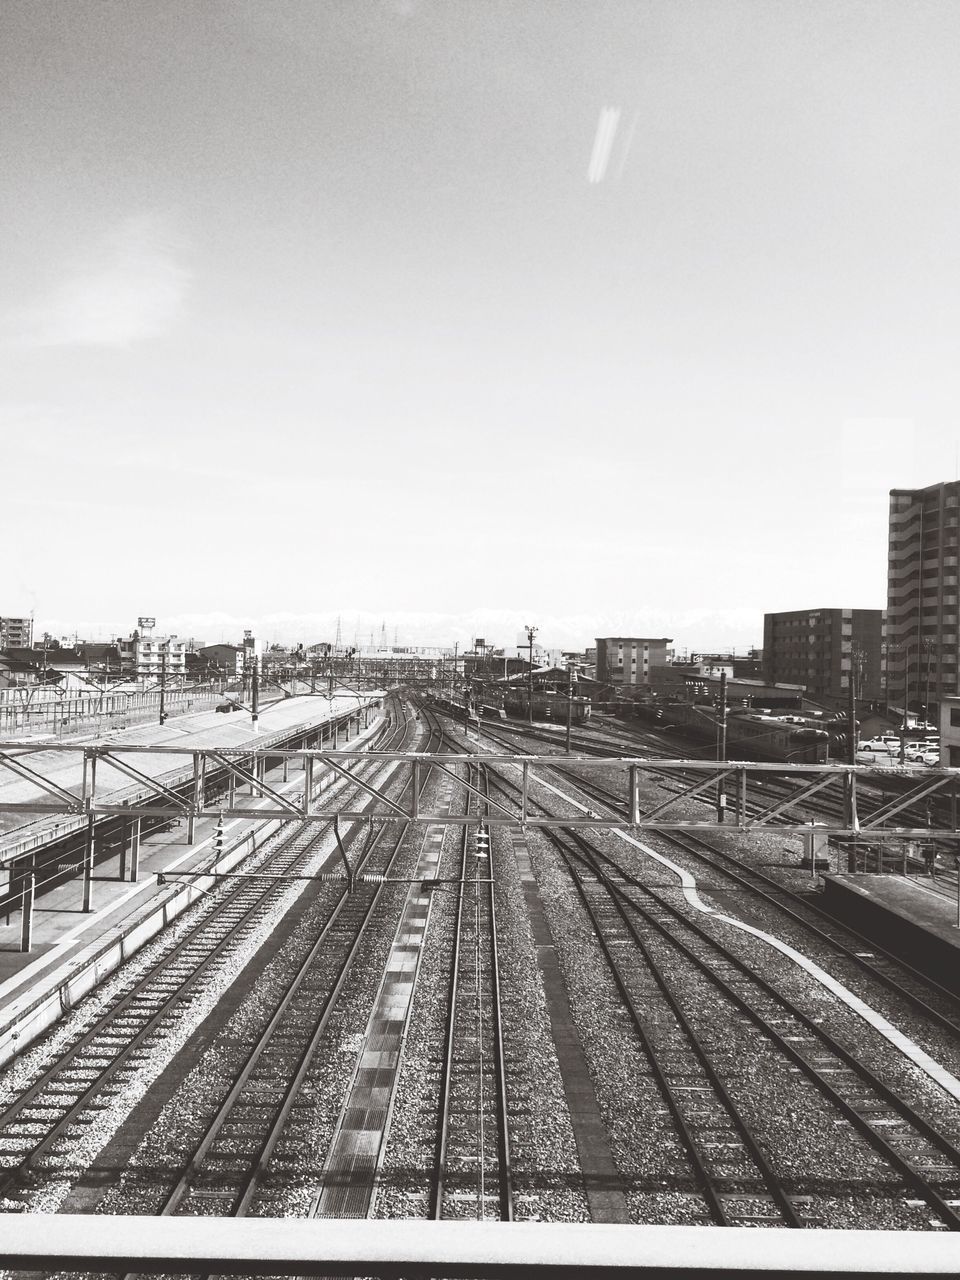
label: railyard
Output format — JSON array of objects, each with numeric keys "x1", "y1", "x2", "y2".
[{"x1": 1, "y1": 688, "x2": 960, "y2": 1277}]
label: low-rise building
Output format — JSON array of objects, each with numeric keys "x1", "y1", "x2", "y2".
[
  {"x1": 199, "y1": 644, "x2": 246, "y2": 678},
  {"x1": 940, "y1": 696, "x2": 960, "y2": 767}
]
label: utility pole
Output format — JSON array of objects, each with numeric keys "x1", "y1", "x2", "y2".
[
  {"x1": 251, "y1": 656, "x2": 259, "y2": 731},
  {"x1": 525, "y1": 625, "x2": 537, "y2": 724}
]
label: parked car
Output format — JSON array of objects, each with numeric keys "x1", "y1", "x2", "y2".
[
  {"x1": 906, "y1": 748, "x2": 941, "y2": 766},
  {"x1": 859, "y1": 736, "x2": 900, "y2": 755}
]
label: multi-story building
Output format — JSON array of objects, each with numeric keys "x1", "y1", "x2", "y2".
[
  {"x1": 887, "y1": 480, "x2": 960, "y2": 715},
  {"x1": 594, "y1": 637, "x2": 672, "y2": 687},
  {"x1": 0, "y1": 616, "x2": 33, "y2": 648},
  {"x1": 117, "y1": 621, "x2": 186, "y2": 680},
  {"x1": 762, "y1": 609, "x2": 884, "y2": 705}
]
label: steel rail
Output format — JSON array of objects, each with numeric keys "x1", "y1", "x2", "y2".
[
  {"x1": 470, "y1": 717, "x2": 960, "y2": 1034},
  {"x1": 428, "y1": 749, "x2": 513, "y2": 1222},
  {"x1": 151, "y1": 698, "x2": 448, "y2": 1223},
  {"x1": 442, "y1": 716, "x2": 960, "y2": 1229},
  {"x1": 554, "y1": 829, "x2": 804, "y2": 1228},
  {"x1": 430, "y1": 778, "x2": 471, "y2": 1218},
  {"x1": 488, "y1": 738, "x2": 960, "y2": 1035},
  {"x1": 562, "y1": 830, "x2": 960, "y2": 1231},
  {"x1": 154, "y1": 819, "x2": 411, "y2": 1220},
  {"x1": 0, "y1": 699, "x2": 412, "y2": 1207},
  {"x1": 0, "y1": 822, "x2": 339, "y2": 1202},
  {"x1": 483, "y1": 762, "x2": 515, "y2": 1221}
]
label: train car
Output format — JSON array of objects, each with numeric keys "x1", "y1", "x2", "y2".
[
  {"x1": 725, "y1": 712, "x2": 828, "y2": 763},
  {"x1": 636, "y1": 701, "x2": 827, "y2": 762},
  {"x1": 501, "y1": 693, "x2": 592, "y2": 724}
]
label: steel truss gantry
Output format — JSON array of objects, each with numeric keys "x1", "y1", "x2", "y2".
[{"x1": 1, "y1": 743, "x2": 958, "y2": 839}]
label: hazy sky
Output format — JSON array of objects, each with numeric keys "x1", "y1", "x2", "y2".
[{"x1": 3, "y1": 0, "x2": 960, "y2": 650}]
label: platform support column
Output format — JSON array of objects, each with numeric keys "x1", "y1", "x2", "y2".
[
  {"x1": 130, "y1": 817, "x2": 141, "y2": 882},
  {"x1": 282, "y1": 753, "x2": 288, "y2": 782},
  {"x1": 629, "y1": 766, "x2": 639, "y2": 826},
  {"x1": 188, "y1": 753, "x2": 200, "y2": 843},
  {"x1": 304, "y1": 756, "x2": 314, "y2": 807},
  {"x1": 19, "y1": 863, "x2": 35, "y2": 953},
  {"x1": 82, "y1": 814, "x2": 95, "y2": 912}
]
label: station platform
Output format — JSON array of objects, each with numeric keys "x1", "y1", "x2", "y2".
[
  {"x1": 0, "y1": 695, "x2": 384, "y2": 1068},
  {"x1": 821, "y1": 873, "x2": 960, "y2": 995}
]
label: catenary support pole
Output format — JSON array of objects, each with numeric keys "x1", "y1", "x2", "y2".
[
  {"x1": 566, "y1": 663, "x2": 573, "y2": 754},
  {"x1": 82, "y1": 814, "x2": 95, "y2": 912},
  {"x1": 716, "y1": 670, "x2": 727, "y2": 824},
  {"x1": 130, "y1": 817, "x2": 141, "y2": 882},
  {"x1": 19, "y1": 862, "x2": 35, "y2": 953},
  {"x1": 119, "y1": 802, "x2": 129, "y2": 881}
]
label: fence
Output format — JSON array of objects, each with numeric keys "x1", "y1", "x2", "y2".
[{"x1": 0, "y1": 683, "x2": 228, "y2": 738}]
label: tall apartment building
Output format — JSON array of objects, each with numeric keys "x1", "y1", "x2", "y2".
[
  {"x1": 887, "y1": 480, "x2": 960, "y2": 712},
  {"x1": 762, "y1": 609, "x2": 884, "y2": 703},
  {"x1": 595, "y1": 637, "x2": 672, "y2": 686},
  {"x1": 0, "y1": 616, "x2": 33, "y2": 648}
]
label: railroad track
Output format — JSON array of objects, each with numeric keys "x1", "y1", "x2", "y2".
[
  {"x1": 470, "y1": 718, "x2": 960, "y2": 1035},
  {"x1": 558, "y1": 828, "x2": 960, "y2": 1230},
  {"x1": 0, "y1": 820, "x2": 353, "y2": 1208},
  {"x1": 429, "y1": 710, "x2": 960, "y2": 1227},
  {"x1": 431, "y1": 760, "x2": 512, "y2": 1221},
  {"x1": 555, "y1": 826, "x2": 805, "y2": 1227},
  {"x1": 0, "y1": 696, "x2": 427, "y2": 1212},
  {"x1": 148, "y1": 815, "x2": 412, "y2": 1219}
]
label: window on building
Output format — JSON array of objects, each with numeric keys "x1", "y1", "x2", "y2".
[{"x1": 950, "y1": 708, "x2": 960, "y2": 728}]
